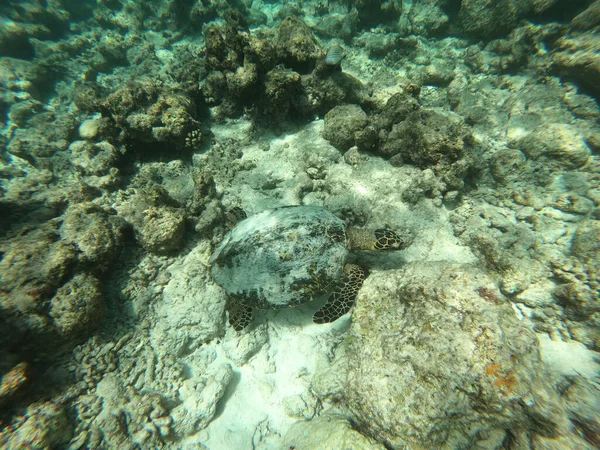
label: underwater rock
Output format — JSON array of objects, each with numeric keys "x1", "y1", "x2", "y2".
[
  {"x1": 300, "y1": 70, "x2": 374, "y2": 117},
  {"x1": 275, "y1": 17, "x2": 324, "y2": 73},
  {"x1": 354, "y1": 125, "x2": 378, "y2": 152},
  {"x1": 284, "y1": 412, "x2": 387, "y2": 450},
  {"x1": 88, "y1": 373, "x2": 173, "y2": 447},
  {"x1": 570, "y1": 0, "x2": 600, "y2": 31},
  {"x1": 518, "y1": 123, "x2": 591, "y2": 168},
  {"x1": 115, "y1": 182, "x2": 188, "y2": 254},
  {"x1": 226, "y1": 63, "x2": 259, "y2": 100},
  {"x1": 262, "y1": 67, "x2": 302, "y2": 118},
  {"x1": 339, "y1": 262, "x2": 566, "y2": 449},
  {"x1": 401, "y1": 168, "x2": 446, "y2": 204},
  {"x1": 405, "y1": 0, "x2": 450, "y2": 36},
  {"x1": 6, "y1": 111, "x2": 77, "y2": 165},
  {"x1": 371, "y1": 91, "x2": 420, "y2": 131},
  {"x1": 0, "y1": 0, "x2": 69, "y2": 59},
  {"x1": 149, "y1": 242, "x2": 226, "y2": 351},
  {"x1": 0, "y1": 401, "x2": 72, "y2": 449},
  {"x1": 204, "y1": 22, "x2": 249, "y2": 72},
  {"x1": 315, "y1": 10, "x2": 360, "y2": 40},
  {"x1": 379, "y1": 108, "x2": 475, "y2": 190},
  {"x1": 170, "y1": 363, "x2": 234, "y2": 435},
  {"x1": 200, "y1": 22, "x2": 278, "y2": 120},
  {"x1": 550, "y1": 219, "x2": 600, "y2": 321},
  {"x1": 0, "y1": 362, "x2": 31, "y2": 408},
  {"x1": 101, "y1": 80, "x2": 201, "y2": 147},
  {"x1": 491, "y1": 149, "x2": 530, "y2": 184},
  {"x1": 379, "y1": 108, "x2": 471, "y2": 165},
  {"x1": 0, "y1": 57, "x2": 46, "y2": 105},
  {"x1": 552, "y1": 32, "x2": 600, "y2": 101},
  {"x1": 49, "y1": 273, "x2": 105, "y2": 340},
  {"x1": 0, "y1": 203, "x2": 127, "y2": 353},
  {"x1": 323, "y1": 104, "x2": 369, "y2": 151},
  {"x1": 0, "y1": 225, "x2": 81, "y2": 353},
  {"x1": 68, "y1": 140, "x2": 120, "y2": 178},
  {"x1": 59, "y1": 202, "x2": 126, "y2": 270},
  {"x1": 338, "y1": 0, "x2": 403, "y2": 29},
  {"x1": 458, "y1": 0, "x2": 559, "y2": 39},
  {"x1": 189, "y1": 0, "x2": 253, "y2": 29},
  {"x1": 137, "y1": 206, "x2": 186, "y2": 255},
  {"x1": 418, "y1": 59, "x2": 456, "y2": 86},
  {"x1": 572, "y1": 219, "x2": 600, "y2": 262},
  {"x1": 368, "y1": 34, "x2": 401, "y2": 59}
]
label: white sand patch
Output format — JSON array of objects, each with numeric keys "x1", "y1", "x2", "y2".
[{"x1": 538, "y1": 334, "x2": 600, "y2": 380}]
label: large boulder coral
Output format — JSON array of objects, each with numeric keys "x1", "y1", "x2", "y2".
[
  {"x1": 115, "y1": 183, "x2": 187, "y2": 255},
  {"x1": 458, "y1": 0, "x2": 561, "y2": 39},
  {"x1": 100, "y1": 80, "x2": 202, "y2": 147},
  {"x1": 0, "y1": 202, "x2": 126, "y2": 354},
  {"x1": 379, "y1": 108, "x2": 476, "y2": 190},
  {"x1": 336, "y1": 0, "x2": 403, "y2": 29},
  {"x1": 6, "y1": 111, "x2": 77, "y2": 166},
  {"x1": 0, "y1": 0, "x2": 70, "y2": 59},
  {"x1": 328, "y1": 262, "x2": 567, "y2": 449},
  {"x1": 552, "y1": 31, "x2": 600, "y2": 101},
  {"x1": 275, "y1": 17, "x2": 324, "y2": 73},
  {"x1": 323, "y1": 104, "x2": 369, "y2": 151},
  {"x1": 59, "y1": 202, "x2": 127, "y2": 270},
  {"x1": 517, "y1": 123, "x2": 591, "y2": 168},
  {"x1": 48, "y1": 272, "x2": 105, "y2": 339},
  {"x1": 380, "y1": 108, "x2": 472, "y2": 167}
]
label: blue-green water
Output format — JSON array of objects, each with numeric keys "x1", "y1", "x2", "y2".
[{"x1": 0, "y1": 1, "x2": 599, "y2": 449}]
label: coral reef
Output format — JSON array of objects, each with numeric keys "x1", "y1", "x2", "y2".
[{"x1": 1, "y1": 0, "x2": 599, "y2": 448}]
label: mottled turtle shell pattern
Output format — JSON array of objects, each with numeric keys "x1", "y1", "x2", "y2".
[{"x1": 209, "y1": 206, "x2": 348, "y2": 309}]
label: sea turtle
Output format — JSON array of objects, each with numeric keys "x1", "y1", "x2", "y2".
[{"x1": 209, "y1": 205, "x2": 410, "y2": 331}]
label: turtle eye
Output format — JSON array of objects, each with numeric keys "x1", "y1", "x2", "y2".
[{"x1": 374, "y1": 229, "x2": 404, "y2": 250}]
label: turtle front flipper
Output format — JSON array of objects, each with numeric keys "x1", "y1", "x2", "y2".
[
  {"x1": 313, "y1": 264, "x2": 366, "y2": 324},
  {"x1": 227, "y1": 297, "x2": 253, "y2": 331}
]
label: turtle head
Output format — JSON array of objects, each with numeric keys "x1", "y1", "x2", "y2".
[{"x1": 374, "y1": 229, "x2": 406, "y2": 250}]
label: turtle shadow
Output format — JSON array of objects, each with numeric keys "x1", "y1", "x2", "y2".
[
  {"x1": 263, "y1": 295, "x2": 328, "y2": 329},
  {"x1": 264, "y1": 293, "x2": 355, "y2": 332}
]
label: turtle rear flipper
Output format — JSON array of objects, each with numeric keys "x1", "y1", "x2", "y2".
[
  {"x1": 227, "y1": 297, "x2": 253, "y2": 331},
  {"x1": 313, "y1": 264, "x2": 365, "y2": 324}
]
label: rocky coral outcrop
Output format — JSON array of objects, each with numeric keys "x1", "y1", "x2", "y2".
[
  {"x1": 330, "y1": 262, "x2": 568, "y2": 449},
  {"x1": 0, "y1": 401, "x2": 72, "y2": 448},
  {"x1": 115, "y1": 183, "x2": 187, "y2": 255},
  {"x1": 517, "y1": 123, "x2": 591, "y2": 169},
  {"x1": 0, "y1": 0, "x2": 70, "y2": 59},
  {"x1": 6, "y1": 111, "x2": 77, "y2": 166},
  {"x1": 337, "y1": 0, "x2": 403, "y2": 29},
  {"x1": 100, "y1": 80, "x2": 203, "y2": 147},
  {"x1": 284, "y1": 412, "x2": 387, "y2": 450},
  {"x1": 552, "y1": 31, "x2": 600, "y2": 101},
  {"x1": 48, "y1": 273, "x2": 105, "y2": 339},
  {"x1": 275, "y1": 17, "x2": 324, "y2": 73},
  {"x1": 0, "y1": 202, "x2": 126, "y2": 356},
  {"x1": 323, "y1": 104, "x2": 369, "y2": 151},
  {"x1": 458, "y1": 0, "x2": 561, "y2": 39},
  {"x1": 570, "y1": 0, "x2": 600, "y2": 31}
]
